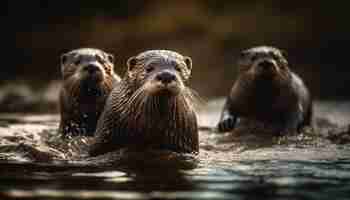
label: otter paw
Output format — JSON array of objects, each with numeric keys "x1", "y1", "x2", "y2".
[{"x1": 217, "y1": 116, "x2": 236, "y2": 132}]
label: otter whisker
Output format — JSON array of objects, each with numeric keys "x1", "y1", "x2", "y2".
[
  {"x1": 186, "y1": 87, "x2": 205, "y2": 107},
  {"x1": 150, "y1": 95, "x2": 157, "y2": 121},
  {"x1": 89, "y1": 50, "x2": 199, "y2": 156},
  {"x1": 121, "y1": 85, "x2": 149, "y2": 124},
  {"x1": 181, "y1": 88, "x2": 200, "y2": 113},
  {"x1": 59, "y1": 48, "x2": 120, "y2": 137},
  {"x1": 71, "y1": 78, "x2": 81, "y2": 102},
  {"x1": 173, "y1": 97, "x2": 177, "y2": 124}
]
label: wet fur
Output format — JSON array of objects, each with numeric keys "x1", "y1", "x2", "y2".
[
  {"x1": 218, "y1": 46, "x2": 313, "y2": 133},
  {"x1": 59, "y1": 48, "x2": 119, "y2": 137},
  {"x1": 89, "y1": 50, "x2": 199, "y2": 156}
]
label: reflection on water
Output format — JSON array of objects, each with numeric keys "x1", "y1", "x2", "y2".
[
  {"x1": 0, "y1": 99, "x2": 350, "y2": 199},
  {"x1": 1, "y1": 159, "x2": 350, "y2": 199}
]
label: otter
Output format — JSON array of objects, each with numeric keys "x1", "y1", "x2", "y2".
[
  {"x1": 217, "y1": 46, "x2": 313, "y2": 134},
  {"x1": 89, "y1": 50, "x2": 199, "y2": 156},
  {"x1": 59, "y1": 48, "x2": 120, "y2": 137}
]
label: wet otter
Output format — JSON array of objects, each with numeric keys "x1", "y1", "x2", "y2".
[
  {"x1": 59, "y1": 48, "x2": 120, "y2": 137},
  {"x1": 217, "y1": 46, "x2": 313, "y2": 134},
  {"x1": 89, "y1": 50, "x2": 199, "y2": 156}
]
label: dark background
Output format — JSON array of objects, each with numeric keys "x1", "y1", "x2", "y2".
[{"x1": 6, "y1": 1, "x2": 350, "y2": 112}]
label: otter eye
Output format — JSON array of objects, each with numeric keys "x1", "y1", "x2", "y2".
[
  {"x1": 240, "y1": 51, "x2": 248, "y2": 58},
  {"x1": 103, "y1": 66, "x2": 110, "y2": 71},
  {"x1": 145, "y1": 65, "x2": 154, "y2": 73},
  {"x1": 95, "y1": 55, "x2": 105, "y2": 63},
  {"x1": 107, "y1": 54, "x2": 114, "y2": 63},
  {"x1": 251, "y1": 54, "x2": 258, "y2": 61},
  {"x1": 74, "y1": 58, "x2": 81, "y2": 65},
  {"x1": 174, "y1": 63, "x2": 181, "y2": 72},
  {"x1": 269, "y1": 52, "x2": 279, "y2": 60}
]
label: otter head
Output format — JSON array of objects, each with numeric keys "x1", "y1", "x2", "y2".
[
  {"x1": 88, "y1": 50, "x2": 199, "y2": 155},
  {"x1": 126, "y1": 50, "x2": 192, "y2": 97},
  {"x1": 61, "y1": 48, "x2": 115, "y2": 86},
  {"x1": 237, "y1": 46, "x2": 290, "y2": 80}
]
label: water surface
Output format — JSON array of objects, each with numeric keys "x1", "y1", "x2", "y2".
[{"x1": 0, "y1": 99, "x2": 350, "y2": 200}]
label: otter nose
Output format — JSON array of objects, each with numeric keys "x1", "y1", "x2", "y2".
[
  {"x1": 259, "y1": 60, "x2": 275, "y2": 70},
  {"x1": 156, "y1": 71, "x2": 176, "y2": 84},
  {"x1": 84, "y1": 64, "x2": 100, "y2": 74}
]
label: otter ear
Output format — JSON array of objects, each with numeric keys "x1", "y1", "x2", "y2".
[
  {"x1": 60, "y1": 53, "x2": 70, "y2": 77},
  {"x1": 240, "y1": 51, "x2": 249, "y2": 58},
  {"x1": 127, "y1": 56, "x2": 138, "y2": 72},
  {"x1": 279, "y1": 49, "x2": 289, "y2": 67},
  {"x1": 184, "y1": 56, "x2": 192, "y2": 71},
  {"x1": 107, "y1": 53, "x2": 115, "y2": 64},
  {"x1": 61, "y1": 53, "x2": 69, "y2": 66},
  {"x1": 280, "y1": 49, "x2": 288, "y2": 59}
]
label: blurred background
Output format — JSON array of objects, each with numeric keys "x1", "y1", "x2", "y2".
[{"x1": 4, "y1": 0, "x2": 350, "y2": 113}]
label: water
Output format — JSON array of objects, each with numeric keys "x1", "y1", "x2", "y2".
[{"x1": 0, "y1": 99, "x2": 350, "y2": 200}]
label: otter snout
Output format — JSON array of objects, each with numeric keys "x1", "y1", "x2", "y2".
[
  {"x1": 156, "y1": 71, "x2": 176, "y2": 85},
  {"x1": 80, "y1": 62, "x2": 104, "y2": 80},
  {"x1": 253, "y1": 58, "x2": 279, "y2": 76},
  {"x1": 258, "y1": 60, "x2": 275, "y2": 70},
  {"x1": 145, "y1": 70, "x2": 183, "y2": 95},
  {"x1": 83, "y1": 64, "x2": 101, "y2": 74}
]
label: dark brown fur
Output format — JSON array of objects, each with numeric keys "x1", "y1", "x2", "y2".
[
  {"x1": 89, "y1": 50, "x2": 199, "y2": 156},
  {"x1": 217, "y1": 46, "x2": 313, "y2": 133},
  {"x1": 59, "y1": 48, "x2": 120, "y2": 137}
]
